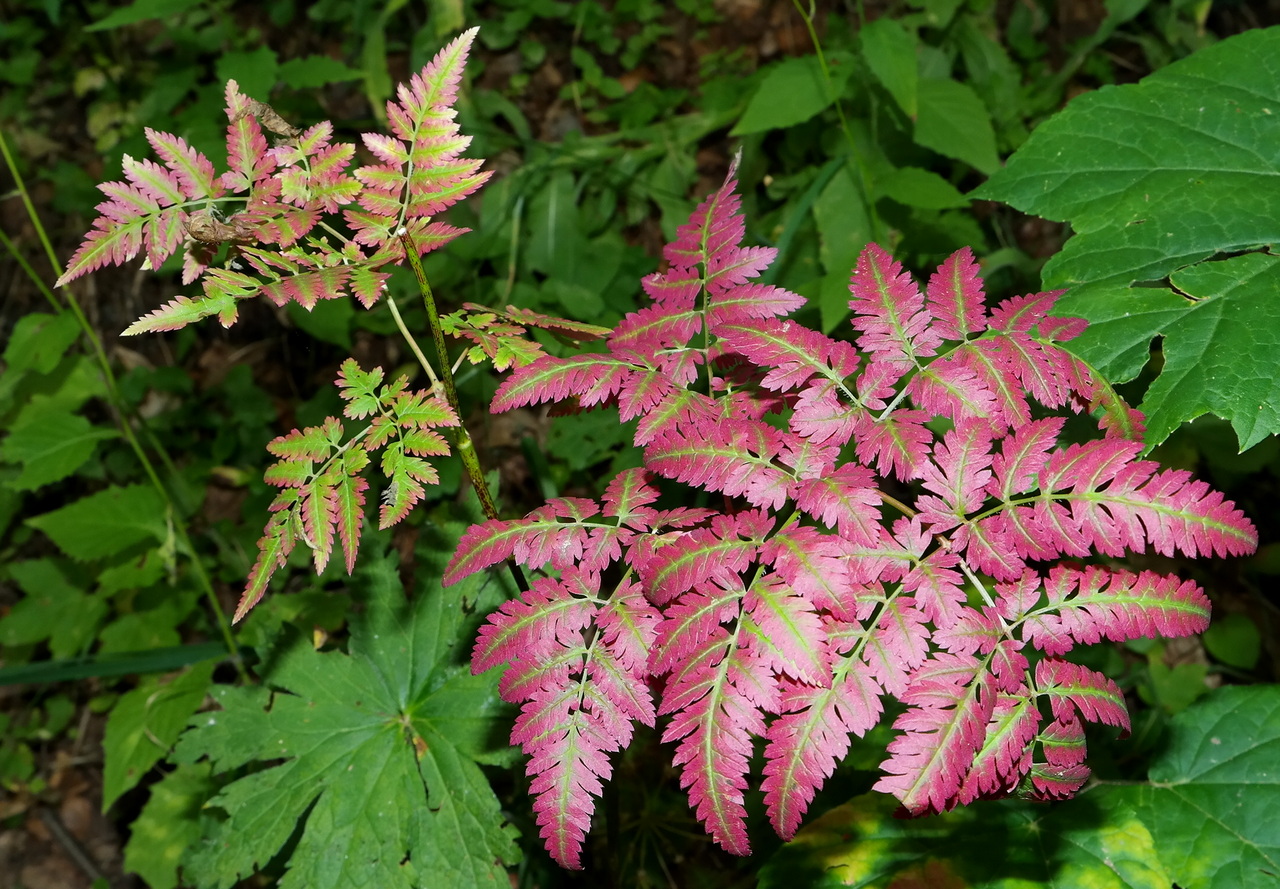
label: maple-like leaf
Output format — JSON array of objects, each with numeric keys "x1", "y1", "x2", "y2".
[{"x1": 174, "y1": 540, "x2": 520, "y2": 889}]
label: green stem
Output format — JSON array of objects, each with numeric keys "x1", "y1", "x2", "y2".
[
  {"x1": 397, "y1": 231, "x2": 528, "y2": 592},
  {"x1": 1, "y1": 124, "x2": 245, "y2": 680},
  {"x1": 387, "y1": 295, "x2": 441, "y2": 387},
  {"x1": 0, "y1": 227, "x2": 62, "y2": 315},
  {"x1": 790, "y1": 0, "x2": 886, "y2": 244}
]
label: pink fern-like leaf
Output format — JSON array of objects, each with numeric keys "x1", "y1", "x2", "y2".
[
  {"x1": 874, "y1": 652, "x2": 995, "y2": 815},
  {"x1": 474, "y1": 570, "x2": 656, "y2": 869},
  {"x1": 916, "y1": 420, "x2": 996, "y2": 530},
  {"x1": 122, "y1": 291, "x2": 238, "y2": 334},
  {"x1": 744, "y1": 572, "x2": 830, "y2": 683},
  {"x1": 658, "y1": 584, "x2": 769, "y2": 856},
  {"x1": 222, "y1": 85, "x2": 276, "y2": 192},
  {"x1": 716, "y1": 318, "x2": 860, "y2": 393},
  {"x1": 790, "y1": 463, "x2": 882, "y2": 543},
  {"x1": 352, "y1": 28, "x2": 491, "y2": 246},
  {"x1": 1040, "y1": 440, "x2": 1257, "y2": 558},
  {"x1": 925, "y1": 246, "x2": 986, "y2": 341},
  {"x1": 492, "y1": 355, "x2": 644, "y2": 413},
  {"x1": 955, "y1": 692, "x2": 1039, "y2": 804},
  {"x1": 848, "y1": 244, "x2": 943, "y2": 368},
  {"x1": 644, "y1": 420, "x2": 793, "y2": 510},
  {"x1": 635, "y1": 511, "x2": 765, "y2": 605},
  {"x1": 1016, "y1": 565, "x2": 1211, "y2": 655},
  {"x1": 1034, "y1": 658, "x2": 1130, "y2": 734},
  {"x1": 449, "y1": 169, "x2": 1259, "y2": 865},
  {"x1": 850, "y1": 409, "x2": 933, "y2": 480},
  {"x1": 761, "y1": 663, "x2": 884, "y2": 839},
  {"x1": 446, "y1": 499, "x2": 626, "y2": 584}
]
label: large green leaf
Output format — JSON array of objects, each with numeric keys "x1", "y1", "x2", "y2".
[
  {"x1": 915, "y1": 78, "x2": 999, "y2": 174},
  {"x1": 0, "y1": 559, "x2": 106, "y2": 658},
  {"x1": 731, "y1": 54, "x2": 853, "y2": 136},
  {"x1": 976, "y1": 27, "x2": 1280, "y2": 449},
  {"x1": 26, "y1": 484, "x2": 167, "y2": 561},
  {"x1": 1098, "y1": 685, "x2": 1280, "y2": 889},
  {"x1": 171, "y1": 533, "x2": 520, "y2": 889},
  {"x1": 102, "y1": 660, "x2": 216, "y2": 810},
  {"x1": 124, "y1": 763, "x2": 218, "y2": 889},
  {"x1": 758, "y1": 793, "x2": 1169, "y2": 888},
  {"x1": 861, "y1": 17, "x2": 918, "y2": 119},
  {"x1": 1, "y1": 404, "x2": 117, "y2": 490}
]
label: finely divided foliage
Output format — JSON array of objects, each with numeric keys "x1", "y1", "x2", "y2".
[
  {"x1": 447, "y1": 159, "x2": 1257, "y2": 868},
  {"x1": 58, "y1": 29, "x2": 489, "y2": 320},
  {"x1": 58, "y1": 27, "x2": 1258, "y2": 876},
  {"x1": 56, "y1": 31, "x2": 587, "y2": 619}
]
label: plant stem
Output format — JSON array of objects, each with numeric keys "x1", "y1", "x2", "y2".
[
  {"x1": 386, "y1": 295, "x2": 441, "y2": 387},
  {"x1": 790, "y1": 0, "x2": 886, "y2": 244},
  {"x1": 1, "y1": 124, "x2": 245, "y2": 680},
  {"x1": 396, "y1": 231, "x2": 528, "y2": 592}
]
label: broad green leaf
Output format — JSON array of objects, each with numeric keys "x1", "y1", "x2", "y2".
[
  {"x1": 876, "y1": 165, "x2": 969, "y2": 209},
  {"x1": 0, "y1": 733, "x2": 35, "y2": 785},
  {"x1": 286, "y1": 297, "x2": 355, "y2": 349},
  {"x1": 278, "y1": 55, "x2": 363, "y2": 90},
  {"x1": 915, "y1": 0, "x2": 965, "y2": 27},
  {"x1": 1099, "y1": 685, "x2": 1280, "y2": 889},
  {"x1": 0, "y1": 405, "x2": 117, "y2": 490},
  {"x1": 975, "y1": 27, "x2": 1280, "y2": 449},
  {"x1": 814, "y1": 166, "x2": 872, "y2": 332},
  {"x1": 1141, "y1": 658, "x2": 1210, "y2": 715},
  {"x1": 914, "y1": 78, "x2": 1000, "y2": 174},
  {"x1": 525, "y1": 170, "x2": 581, "y2": 278},
  {"x1": 172, "y1": 536, "x2": 520, "y2": 889},
  {"x1": 123, "y1": 762, "x2": 218, "y2": 889},
  {"x1": 861, "y1": 17, "x2": 918, "y2": 119},
  {"x1": 4, "y1": 356, "x2": 110, "y2": 418},
  {"x1": 98, "y1": 593, "x2": 196, "y2": 654},
  {"x1": 102, "y1": 661, "x2": 216, "y2": 810},
  {"x1": 84, "y1": 0, "x2": 203, "y2": 30},
  {"x1": 216, "y1": 47, "x2": 279, "y2": 101},
  {"x1": 731, "y1": 54, "x2": 853, "y2": 136},
  {"x1": 758, "y1": 792, "x2": 1169, "y2": 888},
  {"x1": 27, "y1": 484, "x2": 167, "y2": 561},
  {"x1": 0, "y1": 313, "x2": 85, "y2": 409},
  {"x1": 2, "y1": 312, "x2": 80, "y2": 375},
  {"x1": 97, "y1": 548, "x2": 168, "y2": 596},
  {"x1": 1202, "y1": 613, "x2": 1261, "y2": 670},
  {"x1": 0, "y1": 559, "x2": 106, "y2": 658}
]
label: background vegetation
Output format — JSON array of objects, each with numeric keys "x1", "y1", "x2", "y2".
[{"x1": 1, "y1": 0, "x2": 1278, "y2": 886}]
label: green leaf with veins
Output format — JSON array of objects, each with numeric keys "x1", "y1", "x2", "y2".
[
  {"x1": 171, "y1": 532, "x2": 519, "y2": 889},
  {"x1": 975, "y1": 27, "x2": 1280, "y2": 449},
  {"x1": 1, "y1": 405, "x2": 118, "y2": 490},
  {"x1": 1098, "y1": 685, "x2": 1280, "y2": 889},
  {"x1": 103, "y1": 660, "x2": 217, "y2": 810},
  {"x1": 124, "y1": 763, "x2": 219, "y2": 889},
  {"x1": 26, "y1": 484, "x2": 167, "y2": 561}
]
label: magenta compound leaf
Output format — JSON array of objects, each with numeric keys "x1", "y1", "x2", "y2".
[{"x1": 449, "y1": 160, "x2": 1257, "y2": 867}]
